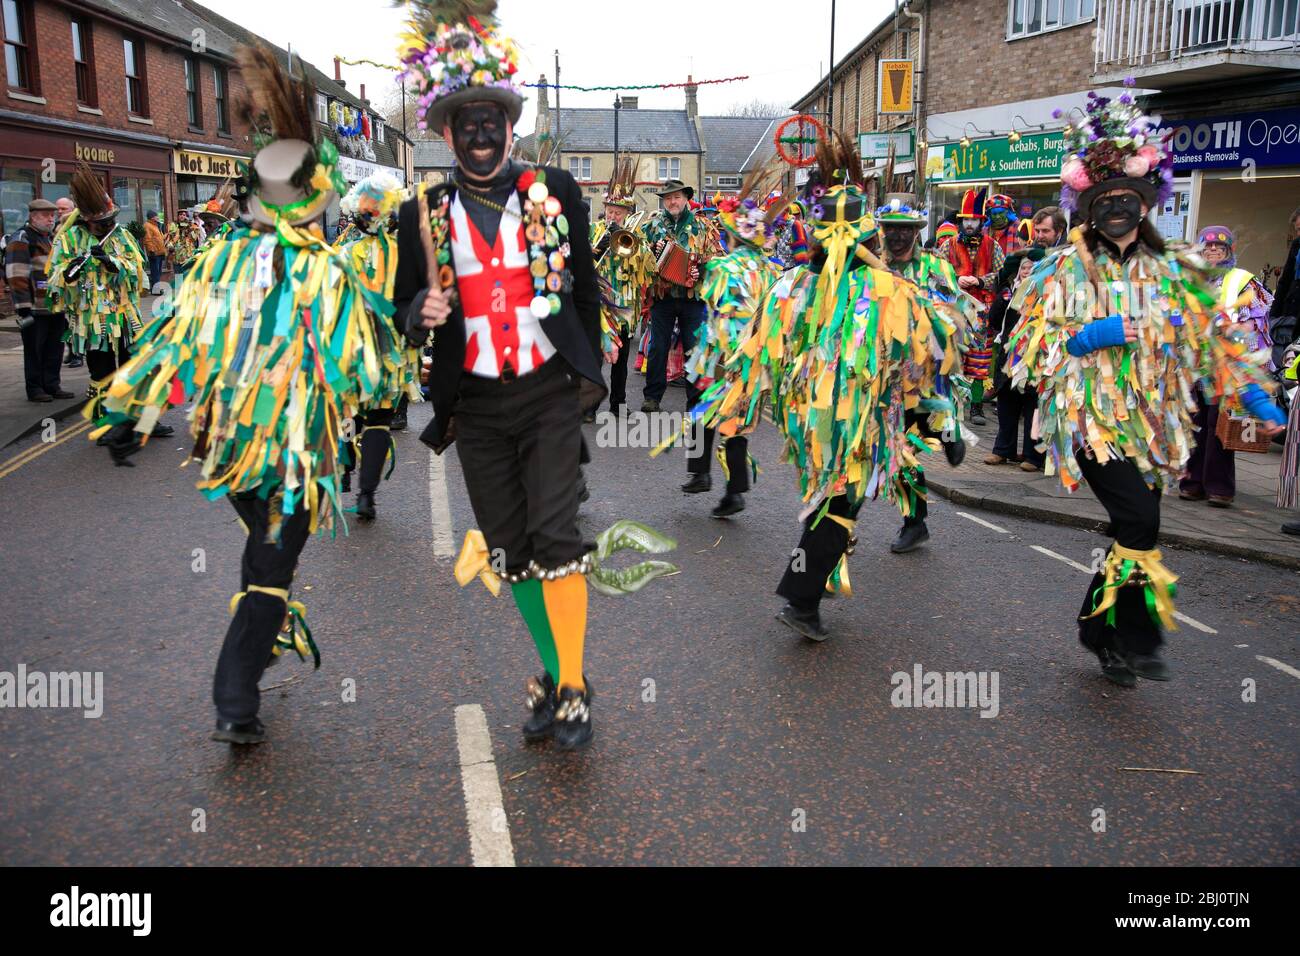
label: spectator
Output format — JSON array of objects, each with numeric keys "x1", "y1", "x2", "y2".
[
  {"x1": 1031, "y1": 206, "x2": 1068, "y2": 248},
  {"x1": 143, "y1": 211, "x2": 166, "y2": 291},
  {"x1": 53, "y1": 197, "x2": 82, "y2": 367},
  {"x1": 985, "y1": 248, "x2": 1046, "y2": 470},
  {"x1": 1180, "y1": 226, "x2": 1273, "y2": 508},
  {"x1": 1270, "y1": 207, "x2": 1300, "y2": 370},
  {"x1": 6, "y1": 199, "x2": 72, "y2": 403}
]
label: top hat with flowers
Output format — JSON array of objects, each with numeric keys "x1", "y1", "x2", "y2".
[
  {"x1": 398, "y1": 1, "x2": 524, "y2": 135},
  {"x1": 1055, "y1": 79, "x2": 1174, "y2": 219},
  {"x1": 876, "y1": 192, "x2": 926, "y2": 226},
  {"x1": 713, "y1": 160, "x2": 787, "y2": 249},
  {"x1": 806, "y1": 131, "x2": 875, "y2": 238}
]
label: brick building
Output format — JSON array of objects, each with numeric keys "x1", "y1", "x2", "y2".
[{"x1": 1, "y1": 0, "x2": 408, "y2": 244}]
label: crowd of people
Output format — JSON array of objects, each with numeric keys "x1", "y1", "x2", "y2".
[{"x1": 2, "y1": 0, "x2": 1297, "y2": 753}]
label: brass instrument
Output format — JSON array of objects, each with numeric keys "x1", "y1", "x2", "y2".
[{"x1": 597, "y1": 211, "x2": 645, "y2": 266}]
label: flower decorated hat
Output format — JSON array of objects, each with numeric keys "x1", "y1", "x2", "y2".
[
  {"x1": 876, "y1": 192, "x2": 926, "y2": 226},
  {"x1": 398, "y1": 0, "x2": 524, "y2": 134},
  {"x1": 807, "y1": 131, "x2": 876, "y2": 239},
  {"x1": 714, "y1": 159, "x2": 787, "y2": 248},
  {"x1": 1056, "y1": 80, "x2": 1174, "y2": 218},
  {"x1": 341, "y1": 173, "x2": 405, "y2": 233},
  {"x1": 237, "y1": 45, "x2": 346, "y2": 228}
]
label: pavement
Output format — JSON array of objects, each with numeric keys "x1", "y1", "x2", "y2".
[
  {"x1": 0, "y1": 373, "x2": 1296, "y2": 866},
  {"x1": 0, "y1": 296, "x2": 163, "y2": 448},
  {"x1": 932, "y1": 414, "x2": 1300, "y2": 570}
]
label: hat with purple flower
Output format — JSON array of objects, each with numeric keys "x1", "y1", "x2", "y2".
[
  {"x1": 397, "y1": 1, "x2": 524, "y2": 135},
  {"x1": 1055, "y1": 80, "x2": 1173, "y2": 219}
]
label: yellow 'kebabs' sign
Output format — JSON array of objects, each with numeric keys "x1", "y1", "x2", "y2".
[{"x1": 878, "y1": 60, "x2": 914, "y2": 115}]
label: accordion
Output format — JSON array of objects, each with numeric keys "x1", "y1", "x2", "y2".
[{"x1": 655, "y1": 241, "x2": 694, "y2": 287}]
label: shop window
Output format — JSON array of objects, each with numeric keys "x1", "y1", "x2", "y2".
[
  {"x1": 139, "y1": 180, "x2": 164, "y2": 221},
  {"x1": 1007, "y1": 0, "x2": 1095, "y2": 40},
  {"x1": 71, "y1": 18, "x2": 97, "y2": 107},
  {"x1": 214, "y1": 66, "x2": 229, "y2": 133},
  {"x1": 124, "y1": 37, "x2": 147, "y2": 116},
  {"x1": 185, "y1": 56, "x2": 202, "y2": 129},
  {"x1": 3, "y1": 0, "x2": 36, "y2": 93},
  {"x1": 1, "y1": 163, "x2": 36, "y2": 235}
]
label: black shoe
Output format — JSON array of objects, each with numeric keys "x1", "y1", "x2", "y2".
[
  {"x1": 66, "y1": 356, "x2": 83, "y2": 368},
  {"x1": 712, "y1": 492, "x2": 745, "y2": 517},
  {"x1": 890, "y1": 521, "x2": 930, "y2": 553},
  {"x1": 522, "y1": 673, "x2": 557, "y2": 742},
  {"x1": 28, "y1": 392, "x2": 53, "y2": 403},
  {"x1": 1098, "y1": 648, "x2": 1137, "y2": 688},
  {"x1": 1124, "y1": 651, "x2": 1170, "y2": 682},
  {"x1": 681, "y1": 473, "x2": 712, "y2": 494},
  {"x1": 50, "y1": 389, "x2": 75, "y2": 400},
  {"x1": 341, "y1": 471, "x2": 352, "y2": 493},
  {"x1": 970, "y1": 404, "x2": 986, "y2": 426},
  {"x1": 1282, "y1": 520, "x2": 1300, "y2": 536},
  {"x1": 582, "y1": 410, "x2": 597, "y2": 424},
  {"x1": 149, "y1": 422, "x2": 175, "y2": 438},
  {"x1": 553, "y1": 684, "x2": 594, "y2": 751},
  {"x1": 577, "y1": 478, "x2": 590, "y2": 503},
  {"x1": 390, "y1": 413, "x2": 407, "y2": 432},
  {"x1": 641, "y1": 399, "x2": 660, "y2": 413},
  {"x1": 776, "y1": 603, "x2": 830, "y2": 642},
  {"x1": 356, "y1": 490, "x2": 376, "y2": 521},
  {"x1": 212, "y1": 717, "x2": 267, "y2": 745},
  {"x1": 944, "y1": 439, "x2": 966, "y2": 468}
]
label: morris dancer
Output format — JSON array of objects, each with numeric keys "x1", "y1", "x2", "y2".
[{"x1": 1005, "y1": 88, "x2": 1284, "y2": 687}]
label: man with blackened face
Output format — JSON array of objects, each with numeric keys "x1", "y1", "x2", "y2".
[{"x1": 392, "y1": 8, "x2": 632, "y2": 753}]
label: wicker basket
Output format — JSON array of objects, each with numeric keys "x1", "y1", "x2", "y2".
[{"x1": 1215, "y1": 411, "x2": 1273, "y2": 453}]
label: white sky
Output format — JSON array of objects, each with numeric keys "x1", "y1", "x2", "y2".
[{"x1": 199, "y1": 0, "x2": 898, "y2": 134}]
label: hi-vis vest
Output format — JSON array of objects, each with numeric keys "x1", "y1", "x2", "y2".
[{"x1": 1219, "y1": 267, "x2": 1255, "y2": 312}]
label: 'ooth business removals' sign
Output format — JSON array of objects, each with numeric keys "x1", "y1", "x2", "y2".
[{"x1": 1161, "y1": 108, "x2": 1300, "y2": 170}]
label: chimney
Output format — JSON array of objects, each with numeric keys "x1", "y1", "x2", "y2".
[
  {"x1": 622, "y1": 96, "x2": 638, "y2": 110},
  {"x1": 334, "y1": 56, "x2": 342, "y2": 82},
  {"x1": 360, "y1": 83, "x2": 367, "y2": 104},
  {"x1": 684, "y1": 75, "x2": 698, "y2": 121}
]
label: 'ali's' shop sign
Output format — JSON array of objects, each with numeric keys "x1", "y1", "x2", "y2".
[
  {"x1": 172, "y1": 148, "x2": 244, "y2": 178},
  {"x1": 1160, "y1": 107, "x2": 1300, "y2": 170}
]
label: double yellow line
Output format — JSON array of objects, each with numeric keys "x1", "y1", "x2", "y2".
[{"x1": 0, "y1": 418, "x2": 93, "y2": 481}]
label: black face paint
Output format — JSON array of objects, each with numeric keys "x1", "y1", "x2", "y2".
[
  {"x1": 884, "y1": 225, "x2": 918, "y2": 259},
  {"x1": 1092, "y1": 192, "x2": 1143, "y2": 239},
  {"x1": 452, "y1": 104, "x2": 509, "y2": 181}
]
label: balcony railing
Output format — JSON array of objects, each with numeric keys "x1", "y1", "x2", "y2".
[{"x1": 1095, "y1": 0, "x2": 1300, "y2": 70}]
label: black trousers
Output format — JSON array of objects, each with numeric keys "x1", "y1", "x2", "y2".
[
  {"x1": 213, "y1": 495, "x2": 312, "y2": 723},
  {"x1": 1075, "y1": 450, "x2": 1164, "y2": 657},
  {"x1": 20, "y1": 312, "x2": 66, "y2": 398},
  {"x1": 777, "y1": 495, "x2": 862, "y2": 612},
  {"x1": 645, "y1": 296, "x2": 706, "y2": 404},
  {"x1": 687, "y1": 429, "x2": 750, "y2": 493},
  {"x1": 993, "y1": 385, "x2": 1044, "y2": 466},
  {"x1": 453, "y1": 360, "x2": 586, "y2": 573},
  {"x1": 85, "y1": 337, "x2": 131, "y2": 385},
  {"x1": 902, "y1": 409, "x2": 935, "y2": 527},
  {"x1": 609, "y1": 324, "x2": 634, "y2": 411},
  {"x1": 346, "y1": 406, "x2": 396, "y2": 494}
]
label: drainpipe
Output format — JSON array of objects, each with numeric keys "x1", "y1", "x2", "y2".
[{"x1": 899, "y1": 1, "x2": 926, "y2": 218}]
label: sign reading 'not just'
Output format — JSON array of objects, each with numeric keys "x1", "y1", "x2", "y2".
[{"x1": 172, "y1": 149, "x2": 243, "y2": 178}]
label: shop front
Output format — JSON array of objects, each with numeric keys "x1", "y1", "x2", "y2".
[
  {"x1": 928, "y1": 129, "x2": 1070, "y2": 231},
  {"x1": 0, "y1": 115, "x2": 171, "y2": 236},
  {"x1": 173, "y1": 145, "x2": 248, "y2": 211},
  {"x1": 1161, "y1": 106, "x2": 1300, "y2": 285}
]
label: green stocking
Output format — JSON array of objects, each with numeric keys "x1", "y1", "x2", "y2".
[{"x1": 510, "y1": 579, "x2": 559, "y2": 682}]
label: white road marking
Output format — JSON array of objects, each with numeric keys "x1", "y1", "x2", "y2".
[
  {"x1": 1255, "y1": 655, "x2": 1300, "y2": 682},
  {"x1": 453, "y1": 704, "x2": 516, "y2": 867},
  {"x1": 428, "y1": 449, "x2": 455, "y2": 558},
  {"x1": 1030, "y1": 545, "x2": 1094, "y2": 574},
  {"x1": 1029, "y1": 546, "x2": 1219, "y2": 634},
  {"x1": 954, "y1": 511, "x2": 1008, "y2": 534},
  {"x1": 1172, "y1": 612, "x2": 1217, "y2": 635}
]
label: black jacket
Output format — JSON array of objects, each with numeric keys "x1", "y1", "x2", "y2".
[{"x1": 393, "y1": 165, "x2": 605, "y2": 450}]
